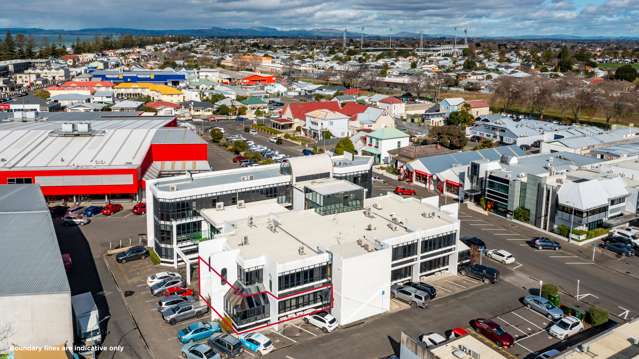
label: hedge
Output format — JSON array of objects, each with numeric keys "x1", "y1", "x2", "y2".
[
  {"x1": 148, "y1": 248, "x2": 161, "y2": 265},
  {"x1": 586, "y1": 306, "x2": 609, "y2": 327}
]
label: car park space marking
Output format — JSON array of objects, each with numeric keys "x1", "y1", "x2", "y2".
[
  {"x1": 137, "y1": 283, "x2": 148, "y2": 288},
  {"x1": 515, "y1": 341, "x2": 534, "y2": 353},
  {"x1": 243, "y1": 350, "x2": 256, "y2": 357},
  {"x1": 285, "y1": 356, "x2": 296, "y2": 359},
  {"x1": 496, "y1": 316, "x2": 528, "y2": 335},
  {"x1": 494, "y1": 233, "x2": 520, "y2": 236},
  {"x1": 484, "y1": 227, "x2": 507, "y2": 231},
  {"x1": 445, "y1": 280, "x2": 468, "y2": 289},
  {"x1": 468, "y1": 223, "x2": 491, "y2": 226},
  {"x1": 270, "y1": 329, "x2": 298, "y2": 344},
  {"x1": 565, "y1": 262, "x2": 594, "y2": 265},
  {"x1": 511, "y1": 312, "x2": 544, "y2": 330},
  {"x1": 513, "y1": 263, "x2": 523, "y2": 270},
  {"x1": 506, "y1": 238, "x2": 529, "y2": 241},
  {"x1": 290, "y1": 323, "x2": 318, "y2": 337},
  {"x1": 514, "y1": 329, "x2": 546, "y2": 343},
  {"x1": 524, "y1": 307, "x2": 552, "y2": 323},
  {"x1": 549, "y1": 255, "x2": 578, "y2": 258}
]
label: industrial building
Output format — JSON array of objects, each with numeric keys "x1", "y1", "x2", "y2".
[
  {"x1": 0, "y1": 112, "x2": 209, "y2": 201},
  {"x1": 0, "y1": 185, "x2": 73, "y2": 351}
]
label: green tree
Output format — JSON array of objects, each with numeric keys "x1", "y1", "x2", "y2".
[
  {"x1": 513, "y1": 207, "x2": 530, "y2": 222},
  {"x1": 231, "y1": 140, "x2": 248, "y2": 154},
  {"x1": 586, "y1": 306, "x2": 609, "y2": 327},
  {"x1": 215, "y1": 104, "x2": 231, "y2": 116},
  {"x1": 379, "y1": 63, "x2": 389, "y2": 77},
  {"x1": 24, "y1": 35, "x2": 35, "y2": 58},
  {"x1": 463, "y1": 58, "x2": 477, "y2": 70},
  {"x1": 541, "y1": 283, "x2": 560, "y2": 306},
  {"x1": 1, "y1": 31, "x2": 16, "y2": 60},
  {"x1": 237, "y1": 106, "x2": 247, "y2": 116},
  {"x1": 334, "y1": 138, "x2": 355, "y2": 155},
  {"x1": 447, "y1": 104, "x2": 475, "y2": 127},
  {"x1": 209, "y1": 128, "x2": 224, "y2": 143},
  {"x1": 557, "y1": 46, "x2": 574, "y2": 72},
  {"x1": 614, "y1": 65, "x2": 638, "y2": 82}
]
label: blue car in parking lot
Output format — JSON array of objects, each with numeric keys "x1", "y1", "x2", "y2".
[
  {"x1": 522, "y1": 295, "x2": 564, "y2": 320},
  {"x1": 178, "y1": 321, "x2": 220, "y2": 344},
  {"x1": 83, "y1": 206, "x2": 104, "y2": 217}
]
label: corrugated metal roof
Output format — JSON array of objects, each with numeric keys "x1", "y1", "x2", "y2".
[
  {"x1": 152, "y1": 128, "x2": 207, "y2": 145},
  {"x1": 0, "y1": 185, "x2": 70, "y2": 296},
  {"x1": 415, "y1": 145, "x2": 524, "y2": 174}
]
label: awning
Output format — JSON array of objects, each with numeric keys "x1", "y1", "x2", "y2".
[
  {"x1": 362, "y1": 146, "x2": 381, "y2": 155},
  {"x1": 415, "y1": 170, "x2": 432, "y2": 177}
]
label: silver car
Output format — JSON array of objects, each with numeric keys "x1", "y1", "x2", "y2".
[
  {"x1": 150, "y1": 278, "x2": 184, "y2": 296},
  {"x1": 523, "y1": 295, "x2": 564, "y2": 320},
  {"x1": 162, "y1": 302, "x2": 209, "y2": 325},
  {"x1": 391, "y1": 285, "x2": 430, "y2": 309},
  {"x1": 157, "y1": 295, "x2": 194, "y2": 311}
]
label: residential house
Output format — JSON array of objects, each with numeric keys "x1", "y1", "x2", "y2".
[
  {"x1": 281, "y1": 101, "x2": 342, "y2": 131},
  {"x1": 377, "y1": 97, "x2": 405, "y2": 119},
  {"x1": 466, "y1": 99, "x2": 490, "y2": 118},
  {"x1": 351, "y1": 107, "x2": 395, "y2": 133},
  {"x1": 305, "y1": 109, "x2": 350, "y2": 139},
  {"x1": 439, "y1": 98, "x2": 465, "y2": 115},
  {"x1": 360, "y1": 128, "x2": 410, "y2": 164}
]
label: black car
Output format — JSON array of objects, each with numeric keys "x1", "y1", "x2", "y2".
[
  {"x1": 459, "y1": 264, "x2": 499, "y2": 283},
  {"x1": 116, "y1": 246, "x2": 148, "y2": 263},
  {"x1": 407, "y1": 282, "x2": 437, "y2": 299},
  {"x1": 461, "y1": 236, "x2": 486, "y2": 250},
  {"x1": 528, "y1": 237, "x2": 561, "y2": 250},
  {"x1": 605, "y1": 236, "x2": 636, "y2": 247},
  {"x1": 602, "y1": 242, "x2": 635, "y2": 257},
  {"x1": 208, "y1": 333, "x2": 243, "y2": 358}
]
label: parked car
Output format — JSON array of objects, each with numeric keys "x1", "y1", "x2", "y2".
[
  {"x1": 66, "y1": 206, "x2": 85, "y2": 217},
  {"x1": 147, "y1": 272, "x2": 182, "y2": 287},
  {"x1": 528, "y1": 237, "x2": 561, "y2": 250},
  {"x1": 611, "y1": 228, "x2": 639, "y2": 242},
  {"x1": 178, "y1": 321, "x2": 220, "y2": 344},
  {"x1": 523, "y1": 295, "x2": 564, "y2": 320},
  {"x1": 83, "y1": 206, "x2": 103, "y2": 217},
  {"x1": 548, "y1": 316, "x2": 583, "y2": 340},
  {"x1": 239, "y1": 332, "x2": 274, "y2": 355},
  {"x1": 249, "y1": 129, "x2": 258, "y2": 135},
  {"x1": 486, "y1": 249, "x2": 516, "y2": 264},
  {"x1": 418, "y1": 332, "x2": 447, "y2": 347},
  {"x1": 391, "y1": 285, "x2": 430, "y2": 309},
  {"x1": 269, "y1": 136, "x2": 278, "y2": 143},
  {"x1": 162, "y1": 302, "x2": 209, "y2": 325},
  {"x1": 62, "y1": 215, "x2": 90, "y2": 226},
  {"x1": 459, "y1": 264, "x2": 499, "y2": 283},
  {"x1": 304, "y1": 311, "x2": 338, "y2": 332},
  {"x1": 101, "y1": 203, "x2": 123, "y2": 216},
  {"x1": 446, "y1": 327, "x2": 469, "y2": 339},
  {"x1": 164, "y1": 287, "x2": 194, "y2": 297},
  {"x1": 601, "y1": 242, "x2": 635, "y2": 257},
  {"x1": 132, "y1": 202, "x2": 146, "y2": 215},
  {"x1": 151, "y1": 278, "x2": 185, "y2": 296},
  {"x1": 460, "y1": 236, "x2": 487, "y2": 250},
  {"x1": 158, "y1": 295, "x2": 194, "y2": 311},
  {"x1": 232, "y1": 155, "x2": 246, "y2": 163},
  {"x1": 394, "y1": 186, "x2": 416, "y2": 196},
  {"x1": 470, "y1": 319, "x2": 514, "y2": 348},
  {"x1": 272, "y1": 154, "x2": 286, "y2": 161},
  {"x1": 535, "y1": 349, "x2": 561, "y2": 359},
  {"x1": 62, "y1": 253, "x2": 72, "y2": 273},
  {"x1": 302, "y1": 148, "x2": 314, "y2": 156},
  {"x1": 406, "y1": 282, "x2": 437, "y2": 299},
  {"x1": 115, "y1": 245, "x2": 148, "y2": 263},
  {"x1": 180, "y1": 343, "x2": 220, "y2": 359},
  {"x1": 208, "y1": 333, "x2": 243, "y2": 358}
]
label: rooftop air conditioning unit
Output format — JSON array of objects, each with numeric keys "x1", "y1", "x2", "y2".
[
  {"x1": 169, "y1": 184, "x2": 177, "y2": 192},
  {"x1": 216, "y1": 202, "x2": 224, "y2": 211},
  {"x1": 298, "y1": 246, "x2": 305, "y2": 255},
  {"x1": 77, "y1": 122, "x2": 91, "y2": 133},
  {"x1": 237, "y1": 200, "x2": 245, "y2": 208},
  {"x1": 61, "y1": 122, "x2": 74, "y2": 133},
  {"x1": 630, "y1": 337, "x2": 639, "y2": 346}
]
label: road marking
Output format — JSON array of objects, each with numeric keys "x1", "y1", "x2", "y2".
[
  {"x1": 494, "y1": 233, "x2": 520, "y2": 236},
  {"x1": 286, "y1": 356, "x2": 296, "y2": 359},
  {"x1": 497, "y1": 317, "x2": 528, "y2": 335},
  {"x1": 515, "y1": 342, "x2": 534, "y2": 353},
  {"x1": 290, "y1": 323, "x2": 318, "y2": 337},
  {"x1": 137, "y1": 283, "x2": 147, "y2": 288},
  {"x1": 507, "y1": 238, "x2": 529, "y2": 241},
  {"x1": 469, "y1": 223, "x2": 491, "y2": 226},
  {"x1": 515, "y1": 329, "x2": 546, "y2": 343},
  {"x1": 446, "y1": 280, "x2": 467, "y2": 289},
  {"x1": 524, "y1": 307, "x2": 551, "y2": 322},
  {"x1": 461, "y1": 219, "x2": 485, "y2": 222},
  {"x1": 513, "y1": 263, "x2": 523, "y2": 270},
  {"x1": 550, "y1": 255, "x2": 578, "y2": 258},
  {"x1": 270, "y1": 330, "x2": 298, "y2": 343},
  {"x1": 511, "y1": 312, "x2": 544, "y2": 330},
  {"x1": 484, "y1": 228, "x2": 507, "y2": 231},
  {"x1": 244, "y1": 350, "x2": 256, "y2": 357},
  {"x1": 565, "y1": 262, "x2": 594, "y2": 265}
]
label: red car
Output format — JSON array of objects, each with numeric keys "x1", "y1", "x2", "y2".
[
  {"x1": 132, "y1": 202, "x2": 146, "y2": 215},
  {"x1": 233, "y1": 155, "x2": 246, "y2": 163},
  {"x1": 470, "y1": 319, "x2": 514, "y2": 348},
  {"x1": 394, "y1": 186, "x2": 417, "y2": 196},
  {"x1": 101, "y1": 203, "x2": 123, "y2": 216},
  {"x1": 163, "y1": 287, "x2": 194, "y2": 297},
  {"x1": 62, "y1": 253, "x2": 72, "y2": 273}
]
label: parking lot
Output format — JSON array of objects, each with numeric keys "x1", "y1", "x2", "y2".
[
  {"x1": 491, "y1": 306, "x2": 560, "y2": 357},
  {"x1": 429, "y1": 274, "x2": 484, "y2": 301}
]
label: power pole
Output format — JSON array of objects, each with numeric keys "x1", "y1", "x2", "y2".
[
  {"x1": 389, "y1": 28, "x2": 392, "y2": 49},
  {"x1": 420, "y1": 31, "x2": 423, "y2": 51},
  {"x1": 360, "y1": 27, "x2": 364, "y2": 50},
  {"x1": 464, "y1": 28, "x2": 468, "y2": 47},
  {"x1": 343, "y1": 28, "x2": 347, "y2": 49}
]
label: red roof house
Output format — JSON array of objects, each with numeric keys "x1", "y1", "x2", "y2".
[
  {"x1": 338, "y1": 102, "x2": 369, "y2": 120},
  {"x1": 343, "y1": 88, "x2": 362, "y2": 96},
  {"x1": 282, "y1": 101, "x2": 342, "y2": 121},
  {"x1": 379, "y1": 97, "x2": 402, "y2": 104},
  {"x1": 241, "y1": 74, "x2": 276, "y2": 86},
  {"x1": 145, "y1": 101, "x2": 182, "y2": 110},
  {"x1": 466, "y1": 99, "x2": 489, "y2": 109}
]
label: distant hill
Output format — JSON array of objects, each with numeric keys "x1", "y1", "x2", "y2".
[{"x1": 0, "y1": 27, "x2": 636, "y2": 41}]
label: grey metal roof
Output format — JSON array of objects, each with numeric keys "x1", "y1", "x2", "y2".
[
  {"x1": 498, "y1": 152, "x2": 602, "y2": 178},
  {"x1": 156, "y1": 164, "x2": 288, "y2": 192},
  {"x1": 417, "y1": 145, "x2": 524, "y2": 174},
  {"x1": 152, "y1": 128, "x2": 207, "y2": 145},
  {"x1": 0, "y1": 185, "x2": 70, "y2": 296}
]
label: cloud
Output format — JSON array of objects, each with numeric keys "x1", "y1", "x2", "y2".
[{"x1": 0, "y1": 0, "x2": 637, "y2": 36}]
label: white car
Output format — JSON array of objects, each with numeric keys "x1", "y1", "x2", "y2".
[
  {"x1": 146, "y1": 272, "x2": 181, "y2": 287},
  {"x1": 304, "y1": 311, "x2": 338, "y2": 333},
  {"x1": 486, "y1": 249, "x2": 516, "y2": 264},
  {"x1": 269, "y1": 137, "x2": 279, "y2": 143},
  {"x1": 418, "y1": 332, "x2": 446, "y2": 347},
  {"x1": 240, "y1": 332, "x2": 274, "y2": 355},
  {"x1": 249, "y1": 129, "x2": 258, "y2": 135},
  {"x1": 548, "y1": 316, "x2": 583, "y2": 340},
  {"x1": 62, "y1": 215, "x2": 90, "y2": 226}
]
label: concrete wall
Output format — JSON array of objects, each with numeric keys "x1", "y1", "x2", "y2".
[
  {"x1": 332, "y1": 247, "x2": 392, "y2": 326},
  {"x1": 0, "y1": 292, "x2": 73, "y2": 350}
]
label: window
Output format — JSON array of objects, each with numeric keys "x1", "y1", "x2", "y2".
[
  {"x1": 392, "y1": 241, "x2": 418, "y2": 261},
  {"x1": 610, "y1": 197, "x2": 625, "y2": 206},
  {"x1": 278, "y1": 288, "x2": 330, "y2": 314},
  {"x1": 238, "y1": 265, "x2": 263, "y2": 286},
  {"x1": 278, "y1": 263, "x2": 331, "y2": 291},
  {"x1": 221, "y1": 268, "x2": 227, "y2": 285},
  {"x1": 419, "y1": 255, "x2": 450, "y2": 274},
  {"x1": 7, "y1": 177, "x2": 32, "y2": 184},
  {"x1": 391, "y1": 266, "x2": 413, "y2": 281},
  {"x1": 421, "y1": 232, "x2": 456, "y2": 253}
]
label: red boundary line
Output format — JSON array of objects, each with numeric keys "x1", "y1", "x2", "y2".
[{"x1": 197, "y1": 256, "x2": 334, "y2": 335}]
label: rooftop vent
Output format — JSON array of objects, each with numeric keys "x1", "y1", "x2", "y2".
[
  {"x1": 298, "y1": 246, "x2": 305, "y2": 255},
  {"x1": 216, "y1": 202, "x2": 224, "y2": 211}
]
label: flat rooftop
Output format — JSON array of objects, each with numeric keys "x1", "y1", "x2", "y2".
[
  {"x1": 301, "y1": 178, "x2": 363, "y2": 195},
  {"x1": 0, "y1": 118, "x2": 177, "y2": 170},
  {"x1": 0, "y1": 185, "x2": 70, "y2": 296},
  {"x1": 155, "y1": 164, "x2": 289, "y2": 192},
  {"x1": 559, "y1": 319, "x2": 639, "y2": 359},
  {"x1": 215, "y1": 193, "x2": 457, "y2": 263}
]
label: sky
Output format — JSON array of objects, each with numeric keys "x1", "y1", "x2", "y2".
[{"x1": 1, "y1": 0, "x2": 638, "y2": 37}]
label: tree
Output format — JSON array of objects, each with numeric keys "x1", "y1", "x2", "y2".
[
  {"x1": 586, "y1": 306, "x2": 609, "y2": 327},
  {"x1": 447, "y1": 104, "x2": 475, "y2": 127},
  {"x1": 513, "y1": 207, "x2": 530, "y2": 222},
  {"x1": 0, "y1": 31, "x2": 16, "y2": 60},
  {"x1": 463, "y1": 58, "x2": 477, "y2": 70},
  {"x1": 557, "y1": 46, "x2": 574, "y2": 72},
  {"x1": 215, "y1": 104, "x2": 231, "y2": 115},
  {"x1": 615, "y1": 64, "x2": 638, "y2": 82},
  {"x1": 493, "y1": 76, "x2": 523, "y2": 111},
  {"x1": 541, "y1": 283, "x2": 560, "y2": 306},
  {"x1": 33, "y1": 89, "x2": 50, "y2": 99},
  {"x1": 527, "y1": 77, "x2": 554, "y2": 119},
  {"x1": 596, "y1": 81, "x2": 634, "y2": 124},
  {"x1": 237, "y1": 106, "x2": 247, "y2": 116},
  {"x1": 231, "y1": 140, "x2": 248, "y2": 154},
  {"x1": 334, "y1": 138, "x2": 355, "y2": 155},
  {"x1": 24, "y1": 35, "x2": 35, "y2": 58},
  {"x1": 379, "y1": 63, "x2": 389, "y2": 77}
]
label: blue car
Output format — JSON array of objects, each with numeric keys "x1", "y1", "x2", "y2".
[
  {"x1": 83, "y1": 206, "x2": 104, "y2": 217},
  {"x1": 178, "y1": 321, "x2": 220, "y2": 344},
  {"x1": 239, "y1": 332, "x2": 274, "y2": 355}
]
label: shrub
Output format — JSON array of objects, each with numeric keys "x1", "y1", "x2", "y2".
[
  {"x1": 513, "y1": 207, "x2": 530, "y2": 223},
  {"x1": 586, "y1": 306, "x2": 608, "y2": 326},
  {"x1": 556, "y1": 224, "x2": 570, "y2": 237},
  {"x1": 479, "y1": 197, "x2": 486, "y2": 210},
  {"x1": 322, "y1": 130, "x2": 333, "y2": 140},
  {"x1": 210, "y1": 128, "x2": 223, "y2": 143},
  {"x1": 334, "y1": 137, "x2": 355, "y2": 155},
  {"x1": 541, "y1": 283, "x2": 560, "y2": 306},
  {"x1": 148, "y1": 248, "x2": 161, "y2": 265}
]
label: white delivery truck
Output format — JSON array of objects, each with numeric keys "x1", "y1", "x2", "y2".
[{"x1": 72, "y1": 292, "x2": 102, "y2": 349}]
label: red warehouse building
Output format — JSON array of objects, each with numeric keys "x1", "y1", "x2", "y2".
[{"x1": 0, "y1": 113, "x2": 209, "y2": 201}]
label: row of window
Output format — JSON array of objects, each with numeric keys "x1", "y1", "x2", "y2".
[
  {"x1": 278, "y1": 288, "x2": 330, "y2": 314},
  {"x1": 238, "y1": 265, "x2": 264, "y2": 286},
  {"x1": 557, "y1": 204, "x2": 607, "y2": 218},
  {"x1": 420, "y1": 255, "x2": 450, "y2": 274},
  {"x1": 7, "y1": 177, "x2": 33, "y2": 184},
  {"x1": 391, "y1": 265, "x2": 413, "y2": 282},
  {"x1": 392, "y1": 241, "x2": 418, "y2": 261},
  {"x1": 278, "y1": 263, "x2": 331, "y2": 291},
  {"x1": 392, "y1": 232, "x2": 457, "y2": 262}
]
